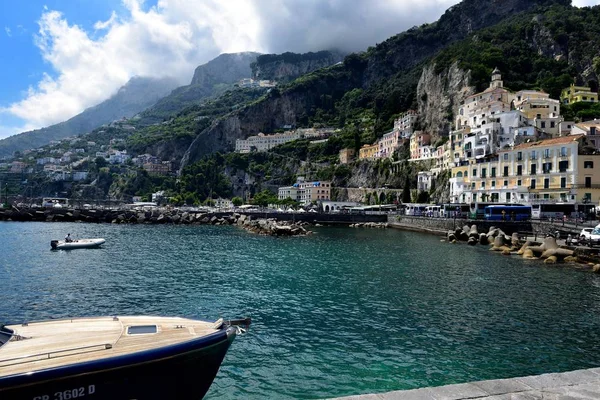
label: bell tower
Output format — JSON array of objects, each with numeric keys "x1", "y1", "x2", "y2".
[{"x1": 490, "y1": 67, "x2": 503, "y2": 89}]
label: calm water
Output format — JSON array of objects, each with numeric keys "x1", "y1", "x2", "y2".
[{"x1": 2, "y1": 222, "x2": 600, "y2": 399}]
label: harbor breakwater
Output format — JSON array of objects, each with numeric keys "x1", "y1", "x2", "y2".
[{"x1": 0, "y1": 207, "x2": 386, "y2": 226}]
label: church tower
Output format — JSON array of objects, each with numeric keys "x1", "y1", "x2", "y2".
[{"x1": 490, "y1": 67, "x2": 503, "y2": 90}]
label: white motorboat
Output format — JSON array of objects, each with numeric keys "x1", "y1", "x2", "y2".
[{"x1": 51, "y1": 238, "x2": 105, "y2": 250}]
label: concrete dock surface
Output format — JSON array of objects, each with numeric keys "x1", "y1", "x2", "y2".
[{"x1": 330, "y1": 367, "x2": 600, "y2": 399}]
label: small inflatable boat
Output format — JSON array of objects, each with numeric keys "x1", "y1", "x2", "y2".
[{"x1": 51, "y1": 238, "x2": 105, "y2": 250}]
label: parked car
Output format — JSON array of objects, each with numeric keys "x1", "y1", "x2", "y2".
[
  {"x1": 580, "y1": 228, "x2": 594, "y2": 240},
  {"x1": 579, "y1": 226, "x2": 600, "y2": 246}
]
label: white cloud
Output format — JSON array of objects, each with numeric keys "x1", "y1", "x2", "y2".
[
  {"x1": 5, "y1": 0, "x2": 600, "y2": 135},
  {"x1": 94, "y1": 11, "x2": 118, "y2": 30},
  {"x1": 4, "y1": 27, "x2": 11, "y2": 37}
]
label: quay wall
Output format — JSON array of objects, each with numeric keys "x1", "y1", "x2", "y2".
[
  {"x1": 388, "y1": 215, "x2": 598, "y2": 239},
  {"x1": 389, "y1": 215, "x2": 535, "y2": 236}
]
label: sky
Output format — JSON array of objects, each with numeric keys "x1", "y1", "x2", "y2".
[{"x1": 0, "y1": 0, "x2": 599, "y2": 140}]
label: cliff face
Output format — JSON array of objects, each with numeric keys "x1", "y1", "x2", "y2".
[
  {"x1": 251, "y1": 51, "x2": 345, "y2": 83},
  {"x1": 139, "y1": 52, "x2": 261, "y2": 124},
  {"x1": 180, "y1": 89, "x2": 313, "y2": 170},
  {"x1": 0, "y1": 76, "x2": 179, "y2": 157},
  {"x1": 416, "y1": 62, "x2": 474, "y2": 138},
  {"x1": 190, "y1": 52, "x2": 260, "y2": 86}
]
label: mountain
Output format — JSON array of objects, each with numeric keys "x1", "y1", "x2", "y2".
[
  {"x1": 251, "y1": 50, "x2": 346, "y2": 83},
  {"x1": 0, "y1": 76, "x2": 179, "y2": 157},
  {"x1": 180, "y1": 0, "x2": 577, "y2": 167},
  {"x1": 137, "y1": 52, "x2": 261, "y2": 125}
]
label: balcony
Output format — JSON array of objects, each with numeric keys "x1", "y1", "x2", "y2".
[{"x1": 572, "y1": 184, "x2": 600, "y2": 189}]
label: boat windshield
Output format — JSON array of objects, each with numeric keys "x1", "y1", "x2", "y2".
[
  {"x1": 593, "y1": 229, "x2": 600, "y2": 236},
  {"x1": 0, "y1": 325, "x2": 13, "y2": 348}
]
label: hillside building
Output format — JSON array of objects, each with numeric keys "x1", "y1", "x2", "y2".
[
  {"x1": 278, "y1": 178, "x2": 331, "y2": 205},
  {"x1": 560, "y1": 84, "x2": 598, "y2": 104},
  {"x1": 339, "y1": 148, "x2": 356, "y2": 164},
  {"x1": 450, "y1": 135, "x2": 600, "y2": 205}
]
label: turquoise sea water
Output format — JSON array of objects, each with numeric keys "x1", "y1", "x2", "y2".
[{"x1": 2, "y1": 222, "x2": 600, "y2": 399}]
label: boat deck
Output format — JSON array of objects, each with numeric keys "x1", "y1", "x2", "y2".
[{"x1": 0, "y1": 316, "x2": 221, "y2": 377}]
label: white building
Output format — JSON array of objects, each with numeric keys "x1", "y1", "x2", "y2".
[
  {"x1": 235, "y1": 129, "x2": 329, "y2": 153},
  {"x1": 417, "y1": 171, "x2": 435, "y2": 192}
]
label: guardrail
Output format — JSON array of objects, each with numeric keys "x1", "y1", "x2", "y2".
[{"x1": 0, "y1": 343, "x2": 112, "y2": 367}]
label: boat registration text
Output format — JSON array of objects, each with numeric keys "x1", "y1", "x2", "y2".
[{"x1": 33, "y1": 385, "x2": 96, "y2": 400}]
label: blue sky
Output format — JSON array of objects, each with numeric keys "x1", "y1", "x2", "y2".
[
  {"x1": 0, "y1": 0, "x2": 598, "y2": 140},
  {"x1": 0, "y1": 0, "x2": 130, "y2": 104}
]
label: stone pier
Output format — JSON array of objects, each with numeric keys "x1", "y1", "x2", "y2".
[{"x1": 329, "y1": 367, "x2": 600, "y2": 399}]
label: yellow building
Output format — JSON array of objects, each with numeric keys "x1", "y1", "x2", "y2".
[
  {"x1": 560, "y1": 84, "x2": 598, "y2": 105},
  {"x1": 359, "y1": 143, "x2": 378, "y2": 160},
  {"x1": 576, "y1": 155, "x2": 600, "y2": 204},
  {"x1": 450, "y1": 135, "x2": 600, "y2": 205}
]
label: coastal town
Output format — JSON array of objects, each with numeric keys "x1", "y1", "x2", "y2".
[
  {"x1": 6, "y1": 1, "x2": 600, "y2": 400},
  {"x1": 1, "y1": 70, "x2": 600, "y2": 223}
]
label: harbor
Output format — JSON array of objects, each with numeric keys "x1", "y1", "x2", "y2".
[{"x1": 3, "y1": 222, "x2": 600, "y2": 399}]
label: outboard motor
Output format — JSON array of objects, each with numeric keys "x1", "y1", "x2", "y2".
[{"x1": 50, "y1": 240, "x2": 59, "y2": 249}]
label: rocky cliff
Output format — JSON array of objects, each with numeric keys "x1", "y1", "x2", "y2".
[
  {"x1": 0, "y1": 76, "x2": 179, "y2": 157},
  {"x1": 416, "y1": 62, "x2": 473, "y2": 138},
  {"x1": 139, "y1": 52, "x2": 261, "y2": 124},
  {"x1": 251, "y1": 51, "x2": 345, "y2": 83},
  {"x1": 191, "y1": 52, "x2": 261, "y2": 86}
]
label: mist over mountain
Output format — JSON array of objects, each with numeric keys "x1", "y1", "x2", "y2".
[{"x1": 0, "y1": 76, "x2": 179, "y2": 157}]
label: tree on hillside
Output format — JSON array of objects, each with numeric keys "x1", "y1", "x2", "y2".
[
  {"x1": 232, "y1": 196, "x2": 243, "y2": 207},
  {"x1": 252, "y1": 189, "x2": 278, "y2": 207},
  {"x1": 401, "y1": 176, "x2": 411, "y2": 203}
]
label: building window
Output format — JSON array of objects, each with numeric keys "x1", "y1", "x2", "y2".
[
  {"x1": 481, "y1": 182, "x2": 486, "y2": 189},
  {"x1": 531, "y1": 179, "x2": 536, "y2": 189},
  {"x1": 503, "y1": 166, "x2": 509, "y2": 177},
  {"x1": 506, "y1": 193, "x2": 511, "y2": 201},
  {"x1": 544, "y1": 178, "x2": 550, "y2": 189},
  {"x1": 544, "y1": 149, "x2": 550, "y2": 158},
  {"x1": 541, "y1": 121, "x2": 546, "y2": 129},
  {"x1": 561, "y1": 177, "x2": 566, "y2": 188},
  {"x1": 517, "y1": 179, "x2": 522, "y2": 186},
  {"x1": 530, "y1": 164, "x2": 537, "y2": 175},
  {"x1": 544, "y1": 194, "x2": 550, "y2": 199},
  {"x1": 504, "y1": 180, "x2": 508, "y2": 187},
  {"x1": 473, "y1": 169, "x2": 477, "y2": 177},
  {"x1": 584, "y1": 161, "x2": 594, "y2": 169},
  {"x1": 559, "y1": 160, "x2": 568, "y2": 172},
  {"x1": 543, "y1": 162, "x2": 552, "y2": 173},
  {"x1": 481, "y1": 168, "x2": 487, "y2": 178},
  {"x1": 561, "y1": 147, "x2": 567, "y2": 157},
  {"x1": 491, "y1": 181, "x2": 496, "y2": 187},
  {"x1": 586, "y1": 177, "x2": 592, "y2": 188},
  {"x1": 517, "y1": 165, "x2": 522, "y2": 176},
  {"x1": 491, "y1": 167, "x2": 496, "y2": 178},
  {"x1": 531, "y1": 151, "x2": 537, "y2": 160},
  {"x1": 551, "y1": 121, "x2": 555, "y2": 128},
  {"x1": 503, "y1": 153, "x2": 508, "y2": 160},
  {"x1": 517, "y1": 152, "x2": 522, "y2": 161}
]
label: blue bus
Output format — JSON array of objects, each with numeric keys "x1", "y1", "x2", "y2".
[{"x1": 484, "y1": 205, "x2": 532, "y2": 221}]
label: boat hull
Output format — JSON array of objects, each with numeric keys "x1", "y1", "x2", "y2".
[{"x1": 0, "y1": 327, "x2": 236, "y2": 400}]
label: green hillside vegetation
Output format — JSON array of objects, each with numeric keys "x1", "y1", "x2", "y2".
[{"x1": 127, "y1": 88, "x2": 269, "y2": 152}]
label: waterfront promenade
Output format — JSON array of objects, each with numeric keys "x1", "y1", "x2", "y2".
[{"x1": 330, "y1": 367, "x2": 600, "y2": 399}]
